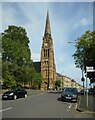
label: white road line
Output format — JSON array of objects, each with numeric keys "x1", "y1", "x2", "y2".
[
  {"x1": 0, "y1": 107, "x2": 12, "y2": 112},
  {"x1": 69, "y1": 104, "x2": 72, "y2": 108},
  {"x1": 67, "y1": 104, "x2": 72, "y2": 111}
]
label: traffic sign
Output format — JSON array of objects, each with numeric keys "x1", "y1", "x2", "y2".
[{"x1": 86, "y1": 66, "x2": 95, "y2": 72}]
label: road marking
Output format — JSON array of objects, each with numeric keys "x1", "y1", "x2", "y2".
[
  {"x1": 75, "y1": 104, "x2": 78, "y2": 109},
  {"x1": 69, "y1": 104, "x2": 72, "y2": 108},
  {"x1": 0, "y1": 107, "x2": 12, "y2": 112},
  {"x1": 67, "y1": 104, "x2": 72, "y2": 111}
]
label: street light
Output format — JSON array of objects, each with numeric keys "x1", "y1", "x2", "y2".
[
  {"x1": 61, "y1": 74, "x2": 63, "y2": 91},
  {"x1": 81, "y1": 70, "x2": 85, "y2": 95},
  {"x1": 61, "y1": 71, "x2": 64, "y2": 91},
  {"x1": 47, "y1": 61, "x2": 49, "y2": 90},
  {"x1": 68, "y1": 41, "x2": 76, "y2": 44},
  {"x1": 68, "y1": 42, "x2": 74, "y2": 43}
]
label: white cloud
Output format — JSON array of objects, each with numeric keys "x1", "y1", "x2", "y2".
[
  {"x1": 31, "y1": 52, "x2": 40, "y2": 62},
  {"x1": 74, "y1": 18, "x2": 91, "y2": 29},
  {"x1": 80, "y1": 18, "x2": 89, "y2": 26},
  {"x1": 2, "y1": 7, "x2": 17, "y2": 31},
  {"x1": 56, "y1": 57, "x2": 64, "y2": 65}
]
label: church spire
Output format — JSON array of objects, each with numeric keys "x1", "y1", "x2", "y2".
[{"x1": 44, "y1": 11, "x2": 51, "y2": 35}]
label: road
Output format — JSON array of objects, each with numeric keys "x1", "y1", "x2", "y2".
[{"x1": 1, "y1": 92, "x2": 94, "y2": 118}]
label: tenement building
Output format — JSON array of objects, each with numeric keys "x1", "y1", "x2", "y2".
[
  {"x1": 41, "y1": 11, "x2": 56, "y2": 90},
  {"x1": 56, "y1": 73, "x2": 83, "y2": 91}
]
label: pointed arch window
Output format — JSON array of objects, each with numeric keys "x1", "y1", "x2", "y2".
[
  {"x1": 44, "y1": 49, "x2": 45, "y2": 57},
  {"x1": 46, "y1": 49, "x2": 48, "y2": 57},
  {"x1": 48, "y1": 49, "x2": 49, "y2": 57},
  {"x1": 44, "y1": 49, "x2": 49, "y2": 57},
  {"x1": 45, "y1": 69, "x2": 48, "y2": 78}
]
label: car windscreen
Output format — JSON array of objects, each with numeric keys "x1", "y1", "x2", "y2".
[
  {"x1": 64, "y1": 88, "x2": 77, "y2": 94},
  {"x1": 9, "y1": 88, "x2": 21, "y2": 92}
]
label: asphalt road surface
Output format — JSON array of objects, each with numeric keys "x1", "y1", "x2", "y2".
[{"x1": 1, "y1": 92, "x2": 94, "y2": 118}]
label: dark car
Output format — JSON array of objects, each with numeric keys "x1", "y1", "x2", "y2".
[
  {"x1": 61, "y1": 87, "x2": 78, "y2": 102},
  {"x1": 88, "y1": 88, "x2": 95, "y2": 95},
  {"x1": 78, "y1": 89, "x2": 86, "y2": 95},
  {"x1": 2, "y1": 88, "x2": 27, "y2": 100}
]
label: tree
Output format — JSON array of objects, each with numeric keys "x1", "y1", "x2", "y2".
[
  {"x1": 55, "y1": 80, "x2": 61, "y2": 89},
  {"x1": 32, "y1": 73, "x2": 42, "y2": 89},
  {"x1": 3, "y1": 71, "x2": 16, "y2": 89},
  {"x1": 2, "y1": 25, "x2": 33, "y2": 87},
  {"x1": 73, "y1": 30, "x2": 95, "y2": 82},
  {"x1": 0, "y1": 34, "x2": 2, "y2": 77},
  {"x1": 2, "y1": 25, "x2": 31, "y2": 66}
]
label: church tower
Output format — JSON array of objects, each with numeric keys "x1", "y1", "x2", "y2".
[{"x1": 41, "y1": 11, "x2": 56, "y2": 90}]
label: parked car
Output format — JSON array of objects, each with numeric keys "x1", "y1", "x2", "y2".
[
  {"x1": 78, "y1": 89, "x2": 86, "y2": 95},
  {"x1": 2, "y1": 88, "x2": 27, "y2": 100},
  {"x1": 88, "y1": 88, "x2": 95, "y2": 95},
  {"x1": 61, "y1": 87, "x2": 78, "y2": 102}
]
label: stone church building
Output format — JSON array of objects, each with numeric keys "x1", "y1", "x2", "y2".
[{"x1": 33, "y1": 11, "x2": 56, "y2": 90}]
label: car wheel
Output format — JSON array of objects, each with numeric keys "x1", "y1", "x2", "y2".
[
  {"x1": 24, "y1": 94, "x2": 27, "y2": 98},
  {"x1": 14, "y1": 95, "x2": 17, "y2": 100}
]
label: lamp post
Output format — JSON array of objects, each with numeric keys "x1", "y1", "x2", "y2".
[
  {"x1": 61, "y1": 71, "x2": 64, "y2": 91},
  {"x1": 47, "y1": 60, "x2": 49, "y2": 90},
  {"x1": 81, "y1": 70, "x2": 85, "y2": 95},
  {"x1": 61, "y1": 74, "x2": 63, "y2": 91},
  {"x1": 86, "y1": 67, "x2": 88, "y2": 108}
]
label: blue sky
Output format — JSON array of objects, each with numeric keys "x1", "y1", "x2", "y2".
[{"x1": 1, "y1": 2, "x2": 93, "y2": 86}]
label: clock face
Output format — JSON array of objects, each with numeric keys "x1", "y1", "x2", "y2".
[{"x1": 45, "y1": 43, "x2": 48, "y2": 46}]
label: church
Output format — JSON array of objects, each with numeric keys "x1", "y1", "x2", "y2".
[{"x1": 33, "y1": 11, "x2": 56, "y2": 90}]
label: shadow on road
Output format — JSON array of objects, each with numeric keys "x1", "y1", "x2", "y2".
[
  {"x1": 48, "y1": 91, "x2": 62, "y2": 94},
  {"x1": 57, "y1": 97, "x2": 77, "y2": 103}
]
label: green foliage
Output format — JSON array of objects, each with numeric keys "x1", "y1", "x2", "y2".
[
  {"x1": 3, "y1": 71, "x2": 16, "y2": 88},
  {"x1": 73, "y1": 30, "x2": 95, "y2": 80},
  {"x1": 2, "y1": 25, "x2": 31, "y2": 66},
  {"x1": 2, "y1": 25, "x2": 35, "y2": 88},
  {"x1": 33, "y1": 73, "x2": 42, "y2": 89},
  {"x1": 2, "y1": 25, "x2": 44, "y2": 89},
  {"x1": 55, "y1": 80, "x2": 61, "y2": 88}
]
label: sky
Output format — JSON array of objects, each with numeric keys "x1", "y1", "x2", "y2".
[{"x1": 1, "y1": 2, "x2": 93, "y2": 86}]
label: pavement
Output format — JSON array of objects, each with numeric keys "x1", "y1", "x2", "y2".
[{"x1": 77, "y1": 94, "x2": 95, "y2": 114}]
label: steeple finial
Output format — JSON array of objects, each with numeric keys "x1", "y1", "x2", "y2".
[{"x1": 44, "y1": 11, "x2": 51, "y2": 35}]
